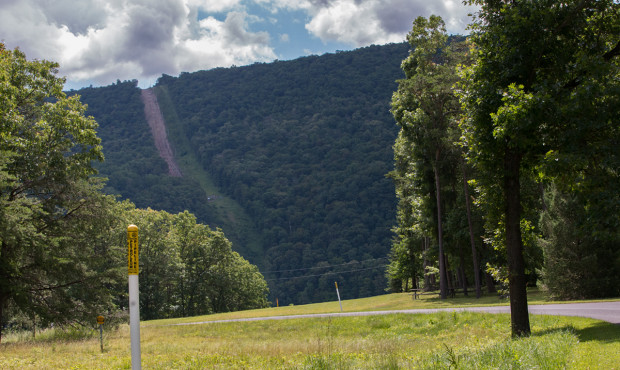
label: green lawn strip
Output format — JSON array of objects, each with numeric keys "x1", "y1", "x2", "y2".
[{"x1": 143, "y1": 288, "x2": 618, "y2": 326}]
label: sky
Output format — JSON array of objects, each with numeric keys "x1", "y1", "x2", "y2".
[{"x1": 0, "y1": 0, "x2": 478, "y2": 90}]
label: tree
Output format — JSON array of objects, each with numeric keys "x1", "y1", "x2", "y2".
[
  {"x1": 391, "y1": 16, "x2": 467, "y2": 299},
  {"x1": 459, "y1": 0, "x2": 619, "y2": 336},
  {"x1": 387, "y1": 131, "x2": 428, "y2": 292},
  {"x1": 461, "y1": 157, "x2": 482, "y2": 298},
  {"x1": 132, "y1": 209, "x2": 270, "y2": 317},
  {"x1": 129, "y1": 208, "x2": 182, "y2": 320},
  {"x1": 539, "y1": 185, "x2": 620, "y2": 299},
  {"x1": 0, "y1": 44, "x2": 113, "y2": 341}
]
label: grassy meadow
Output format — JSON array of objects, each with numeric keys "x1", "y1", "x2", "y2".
[{"x1": 1, "y1": 291, "x2": 618, "y2": 369}]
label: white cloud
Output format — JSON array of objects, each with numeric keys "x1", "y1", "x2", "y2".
[
  {"x1": 0, "y1": 0, "x2": 276, "y2": 88},
  {"x1": 259, "y1": 0, "x2": 476, "y2": 45},
  {"x1": 0, "y1": 0, "x2": 476, "y2": 89},
  {"x1": 190, "y1": 0, "x2": 244, "y2": 13},
  {"x1": 181, "y1": 12, "x2": 275, "y2": 69},
  {"x1": 306, "y1": 1, "x2": 404, "y2": 46}
]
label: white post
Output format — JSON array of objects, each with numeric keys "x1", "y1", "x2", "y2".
[
  {"x1": 129, "y1": 274, "x2": 141, "y2": 369},
  {"x1": 335, "y1": 281, "x2": 343, "y2": 312},
  {"x1": 127, "y1": 225, "x2": 141, "y2": 370}
]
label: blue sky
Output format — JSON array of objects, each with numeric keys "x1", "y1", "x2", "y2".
[{"x1": 0, "y1": 0, "x2": 478, "y2": 90}]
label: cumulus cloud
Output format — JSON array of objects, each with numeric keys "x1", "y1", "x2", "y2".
[
  {"x1": 190, "y1": 0, "x2": 244, "y2": 13},
  {"x1": 0, "y1": 0, "x2": 276, "y2": 88},
  {"x1": 304, "y1": 0, "x2": 476, "y2": 46},
  {"x1": 0, "y1": 0, "x2": 476, "y2": 88},
  {"x1": 261, "y1": 0, "x2": 476, "y2": 45}
]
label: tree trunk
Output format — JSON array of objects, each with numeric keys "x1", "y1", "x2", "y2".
[
  {"x1": 458, "y1": 244, "x2": 469, "y2": 296},
  {"x1": 410, "y1": 244, "x2": 418, "y2": 290},
  {"x1": 423, "y1": 237, "x2": 431, "y2": 290},
  {"x1": 485, "y1": 272, "x2": 497, "y2": 293},
  {"x1": 462, "y1": 156, "x2": 482, "y2": 298},
  {"x1": 433, "y1": 150, "x2": 448, "y2": 300},
  {"x1": 0, "y1": 240, "x2": 8, "y2": 344},
  {"x1": 445, "y1": 258, "x2": 453, "y2": 290},
  {"x1": 32, "y1": 314, "x2": 36, "y2": 339},
  {"x1": 504, "y1": 149, "x2": 531, "y2": 337},
  {"x1": 0, "y1": 296, "x2": 4, "y2": 344}
]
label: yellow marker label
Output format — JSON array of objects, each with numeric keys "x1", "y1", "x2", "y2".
[
  {"x1": 97, "y1": 315, "x2": 105, "y2": 325},
  {"x1": 127, "y1": 224, "x2": 139, "y2": 275}
]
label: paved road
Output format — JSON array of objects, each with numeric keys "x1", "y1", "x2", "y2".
[{"x1": 171, "y1": 301, "x2": 620, "y2": 326}]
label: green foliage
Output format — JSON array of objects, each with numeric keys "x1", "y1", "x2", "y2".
[
  {"x1": 425, "y1": 328, "x2": 577, "y2": 369},
  {"x1": 72, "y1": 44, "x2": 410, "y2": 305},
  {"x1": 540, "y1": 186, "x2": 620, "y2": 299},
  {"x1": 0, "y1": 44, "x2": 270, "y2": 336},
  {"x1": 127, "y1": 208, "x2": 270, "y2": 319},
  {"x1": 0, "y1": 43, "x2": 117, "y2": 340},
  {"x1": 7, "y1": 309, "x2": 617, "y2": 369},
  {"x1": 150, "y1": 43, "x2": 410, "y2": 304},
  {"x1": 73, "y1": 81, "x2": 216, "y2": 224},
  {"x1": 389, "y1": 16, "x2": 480, "y2": 297},
  {"x1": 458, "y1": 0, "x2": 619, "y2": 336}
]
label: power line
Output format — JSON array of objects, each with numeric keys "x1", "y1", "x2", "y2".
[
  {"x1": 265, "y1": 264, "x2": 388, "y2": 282},
  {"x1": 260, "y1": 257, "x2": 389, "y2": 274}
]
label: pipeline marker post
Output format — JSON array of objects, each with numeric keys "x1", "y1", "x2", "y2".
[
  {"x1": 97, "y1": 316, "x2": 105, "y2": 352},
  {"x1": 335, "y1": 281, "x2": 343, "y2": 312},
  {"x1": 127, "y1": 224, "x2": 141, "y2": 370}
]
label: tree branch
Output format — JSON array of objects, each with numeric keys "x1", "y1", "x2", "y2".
[
  {"x1": 603, "y1": 39, "x2": 620, "y2": 61},
  {"x1": 29, "y1": 279, "x2": 86, "y2": 292}
]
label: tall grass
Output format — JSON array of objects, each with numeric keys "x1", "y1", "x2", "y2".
[
  {"x1": 1, "y1": 311, "x2": 618, "y2": 369},
  {"x1": 1, "y1": 292, "x2": 618, "y2": 369}
]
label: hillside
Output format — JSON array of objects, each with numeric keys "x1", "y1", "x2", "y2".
[{"x1": 76, "y1": 42, "x2": 410, "y2": 304}]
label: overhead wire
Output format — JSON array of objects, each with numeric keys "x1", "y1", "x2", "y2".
[
  {"x1": 260, "y1": 256, "x2": 389, "y2": 274},
  {"x1": 262, "y1": 258, "x2": 389, "y2": 282},
  {"x1": 265, "y1": 264, "x2": 388, "y2": 282}
]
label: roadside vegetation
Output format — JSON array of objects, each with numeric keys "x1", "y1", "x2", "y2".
[{"x1": 0, "y1": 293, "x2": 618, "y2": 369}]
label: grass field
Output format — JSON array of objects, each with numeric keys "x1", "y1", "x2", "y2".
[{"x1": 1, "y1": 291, "x2": 618, "y2": 369}]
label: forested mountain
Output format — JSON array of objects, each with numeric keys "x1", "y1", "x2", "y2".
[{"x1": 75, "y1": 42, "x2": 410, "y2": 305}]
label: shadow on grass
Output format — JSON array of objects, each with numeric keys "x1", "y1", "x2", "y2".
[
  {"x1": 532, "y1": 322, "x2": 620, "y2": 344},
  {"x1": 574, "y1": 322, "x2": 620, "y2": 343}
]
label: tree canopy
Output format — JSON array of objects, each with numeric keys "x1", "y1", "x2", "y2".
[
  {"x1": 0, "y1": 44, "x2": 111, "y2": 340},
  {"x1": 391, "y1": 16, "x2": 469, "y2": 299},
  {"x1": 458, "y1": 0, "x2": 620, "y2": 336},
  {"x1": 0, "y1": 44, "x2": 269, "y2": 340}
]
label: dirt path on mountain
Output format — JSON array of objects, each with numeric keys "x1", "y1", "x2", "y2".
[{"x1": 141, "y1": 88, "x2": 182, "y2": 177}]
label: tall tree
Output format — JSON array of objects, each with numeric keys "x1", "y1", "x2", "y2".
[
  {"x1": 459, "y1": 0, "x2": 619, "y2": 336},
  {"x1": 391, "y1": 16, "x2": 466, "y2": 299},
  {"x1": 0, "y1": 44, "x2": 111, "y2": 341},
  {"x1": 387, "y1": 130, "x2": 428, "y2": 292},
  {"x1": 461, "y1": 157, "x2": 482, "y2": 298}
]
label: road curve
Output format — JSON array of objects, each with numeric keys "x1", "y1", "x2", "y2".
[{"x1": 169, "y1": 301, "x2": 620, "y2": 326}]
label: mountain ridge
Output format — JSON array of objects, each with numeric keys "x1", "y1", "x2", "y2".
[{"x1": 76, "y1": 42, "x2": 410, "y2": 304}]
